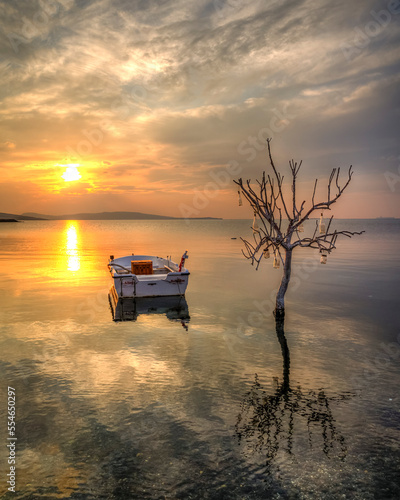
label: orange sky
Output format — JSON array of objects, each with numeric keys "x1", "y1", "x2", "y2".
[{"x1": 1, "y1": 0, "x2": 399, "y2": 218}]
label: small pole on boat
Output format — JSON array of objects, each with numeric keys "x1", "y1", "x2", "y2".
[{"x1": 179, "y1": 250, "x2": 189, "y2": 271}]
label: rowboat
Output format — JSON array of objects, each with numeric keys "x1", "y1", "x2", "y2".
[{"x1": 108, "y1": 251, "x2": 189, "y2": 298}]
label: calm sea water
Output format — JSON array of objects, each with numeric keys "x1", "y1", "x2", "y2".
[{"x1": 0, "y1": 219, "x2": 399, "y2": 499}]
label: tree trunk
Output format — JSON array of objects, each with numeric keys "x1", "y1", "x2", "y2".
[
  {"x1": 274, "y1": 248, "x2": 292, "y2": 320},
  {"x1": 275, "y1": 318, "x2": 290, "y2": 393}
]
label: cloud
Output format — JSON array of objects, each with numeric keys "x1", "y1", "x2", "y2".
[
  {"x1": 0, "y1": 140, "x2": 16, "y2": 150},
  {"x1": 0, "y1": 0, "x2": 399, "y2": 217}
]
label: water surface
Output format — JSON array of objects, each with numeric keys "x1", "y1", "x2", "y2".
[{"x1": 0, "y1": 219, "x2": 399, "y2": 499}]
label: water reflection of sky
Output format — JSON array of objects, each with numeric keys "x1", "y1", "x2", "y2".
[{"x1": 0, "y1": 219, "x2": 399, "y2": 498}]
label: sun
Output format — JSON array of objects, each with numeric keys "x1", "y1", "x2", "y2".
[{"x1": 59, "y1": 163, "x2": 81, "y2": 182}]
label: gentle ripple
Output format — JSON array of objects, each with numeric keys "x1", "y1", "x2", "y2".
[{"x1": 0, "y1": 219, "x2": 399, "y2": 499}]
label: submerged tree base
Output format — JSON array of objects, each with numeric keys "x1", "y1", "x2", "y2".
[{"x1": 274, "y1": 308, "x2": 285, "y2": 321}]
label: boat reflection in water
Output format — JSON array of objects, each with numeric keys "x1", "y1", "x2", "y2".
[
  {"x1": 108, "y1": 286, "x2": 190, "y2": 329},
  {"x1": 236, "y1": 320, "x2": 354, "y2": 471}
]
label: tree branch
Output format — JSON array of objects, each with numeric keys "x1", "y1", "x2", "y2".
[{"x1": 234, "y1": 139, "x2": 364, "y2": 287}]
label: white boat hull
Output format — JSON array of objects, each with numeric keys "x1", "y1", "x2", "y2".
[{"x1": 108, "y1": 254, "x2": 189, "y2": 298}]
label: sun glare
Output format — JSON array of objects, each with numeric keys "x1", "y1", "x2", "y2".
[{"x1": 60, "y1": 163, "x2": 81, "y2": 182}]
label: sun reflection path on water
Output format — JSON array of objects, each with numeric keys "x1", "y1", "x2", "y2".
[{"x1": 65, "y1": 222, "x2": 80, "y2": 272}]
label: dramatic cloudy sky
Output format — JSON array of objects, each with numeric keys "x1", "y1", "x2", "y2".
[{"x1": 0, "y1": 0, "x2": 399, "y2": 218}]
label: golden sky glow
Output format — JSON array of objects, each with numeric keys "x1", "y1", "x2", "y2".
[{"x1": 0, "y1": 0, "x2": 399, "y2": 218}]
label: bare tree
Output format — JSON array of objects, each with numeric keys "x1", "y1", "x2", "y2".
[{"x1": 234, "y1": 139, "x2": 364, "y2": 319}]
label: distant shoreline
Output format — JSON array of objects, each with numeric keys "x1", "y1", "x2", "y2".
[
  {"x1": 0, "y1": 211, "x2": 222, "y2": 221},
  {"x1": 0, "y1": 211, "x2": 398, "y2": 222}
]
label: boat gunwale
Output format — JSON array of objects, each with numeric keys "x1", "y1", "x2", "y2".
[{"x1": 108, "y1": 254, "x2": 189, "y2": 278}]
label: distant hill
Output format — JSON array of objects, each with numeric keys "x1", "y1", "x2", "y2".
[
  {"x1": 20, "y1": 211, "x2": 222, "y2": 220},
  {"x1": 0, "y1": 212, "x2": 46, "y2": 221}
]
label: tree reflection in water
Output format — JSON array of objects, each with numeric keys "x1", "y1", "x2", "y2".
[{"x1": 235, "y1": 320, "x2": 353, "y2": 470}]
